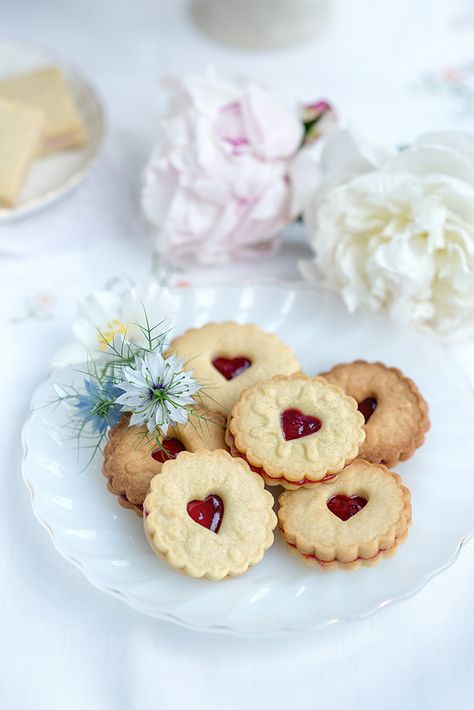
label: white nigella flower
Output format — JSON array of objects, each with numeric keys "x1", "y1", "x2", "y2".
[
  {"x1": 115, "y1": 351, "x2": 201, "y2": 434},
  {"x1": 53, "y1": 282, "x2": 177, "y2": 367}
]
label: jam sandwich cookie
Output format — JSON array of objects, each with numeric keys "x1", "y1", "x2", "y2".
[
  {"x1": 144, "y1": 450, "x2": 277, "y2": 580},
  {"x1": 167, "y1": 322, "x2": 300, "y2": 415},
  {"x1": 320, "y1": 361, "x2": 429, "y2": 467},
  {"x1": 228, "y1": 374, "x2": 365, "y2": 489},
  {"x1": 103, "y1": 410, "x2": 227, "y2": 516},
  {"x1": 278, "y1": 459, "x2": 411, "y2": 570}
]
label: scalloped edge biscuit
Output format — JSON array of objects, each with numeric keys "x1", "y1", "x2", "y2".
[
  {"x1": 144, "y1": 449, "x2": 277, "y2": 580},
  {"x1": 224, "y1": 422, "x2": 338, "y2": 489},
  {"x1": 229, "y1": 374, "x2": 365, "y2": 484},
  {"x1": 320, "y1": 360, "x2": 430, "y2": 467},
  {"x1": 166, "y1": 322, "x2": 300, "y2": 415},
  {"x1": 103, "y1": 410, "x2": 227, "y2": 516},
  {"x1": 278, "y1": 459, "x2": 412, "y2": 570}
]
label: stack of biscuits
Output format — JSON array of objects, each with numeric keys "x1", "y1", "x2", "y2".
[{"x1": 103, "y1": 322, "x2": 429, "y2": 580}]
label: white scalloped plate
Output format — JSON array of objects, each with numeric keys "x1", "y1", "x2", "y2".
[{"x1": 22, "y1": 285, "x2": 474, "y2": 636}]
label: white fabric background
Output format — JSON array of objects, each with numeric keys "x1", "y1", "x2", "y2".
[{"x1": 1, "y1": 1, "x2": 474, "y2": 708}]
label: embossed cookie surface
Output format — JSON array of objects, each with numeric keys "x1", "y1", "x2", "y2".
[
  {"x1": 229, "y1": 374, "x2": 365, "y2": 487},
  {"x1": 167, "y1": 322, "x2": 300, "y2": 415},
  {"x1": 144, "y1": 450, "x2": 277, "y2": 580},
  {"x1": 278, "y1": 458, "x2": 412, "y2": 570},
  {"x1": 103, "y1": 411, "x2": 227, "y2": 515},
  {"x1": 321, "y1": 361, "x2": 430, "y2": 467}
]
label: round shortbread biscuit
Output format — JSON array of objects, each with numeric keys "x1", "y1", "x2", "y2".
[
  {"x1": 103, "y1": 410, "x2": 227, "y2": 515},
  {"x1": 167, "y1": 322, "x2": 300, "y2": 415},
  {"x1": 320, "y1": 360, "x2": 430, "y2": 467},
  {"x1": 229, "y1": 374, "x2": 365, "y2": 487},
  {"x1": 144, "y1": 450, "x2": 277, "y2": 580},
  {"x1": 278, "y1": 459, "x2": 412, "y2": 570}
]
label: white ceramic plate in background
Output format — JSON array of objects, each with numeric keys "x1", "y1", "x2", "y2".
[
  {"x1": 21, "y1": 285, "x2": 474, "y2": 636},
  {"x1": 0, "y1": 38, "x2": 104, "y2": 221}
]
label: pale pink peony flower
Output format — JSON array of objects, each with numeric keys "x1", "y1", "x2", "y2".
[{"x1": 141, "y1": 74, "x2": 304, "y2": 265}]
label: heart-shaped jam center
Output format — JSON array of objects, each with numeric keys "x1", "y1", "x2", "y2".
[
  {"x1": 358, "y1": 397, "x2": 377, "y2": 423},
  {"x1": 151, "y1": 438, "x2": 186, "y2": 463},
  {"x1": 281, "y1": 408, "x2": 322, "y2": 441},
  {"x1": 327, "y1": 494, "x2": 367, "y2": 521},
  {"x1": 212, "y1": 356, "x2": 251, "y2": 380},
  {"x1": 187, "y1": 494, "x2": 224, "y2": 533}
]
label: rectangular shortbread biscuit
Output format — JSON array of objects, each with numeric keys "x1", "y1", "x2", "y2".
[
  {"x1": 0, "y1": 97, "x2": 44, "y2": 207},
  {"x1": 0, "y1": 66, "x2": 87, "y2": 154}
]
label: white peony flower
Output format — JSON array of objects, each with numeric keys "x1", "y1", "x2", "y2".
[
  {"x1": 302, "y1": 129, "x2": 474, "y2": 337},
  {"x1": 115, "y1": 351, "x2": 201, "y2": 434},
  {"x1": 53, "y1": 283, "x2": 177, "y2": 366}
]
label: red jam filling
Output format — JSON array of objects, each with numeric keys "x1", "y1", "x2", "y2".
[
  {"x1": 327, "y1": 494, "x2": 367, "y2": 521},
  {"x1": 212, "y1": 356, "x2": 251, "y2": 380},
  {"x1": 151, "y1": 438, "x2": 186, "y2": 463},
  {"x1": 287, "y1": 542, "x2": 389, "y2": 567},
  {"x1": 187, "y1": 494, "x2": 224, "y2": 533},
  {"x1": 358, "y1": 397, "x2": 377, "y2": 423},
  {"x1": 281, "y1": 408, "x2": 322, "y2": 441},
  {"x1": 264, "y1": 470, "x2": 336, "y2": 486}
]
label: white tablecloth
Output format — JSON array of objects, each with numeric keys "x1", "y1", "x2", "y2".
[{"x1": 2, "y1": 1, "x2": 474, "y2": 708}]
